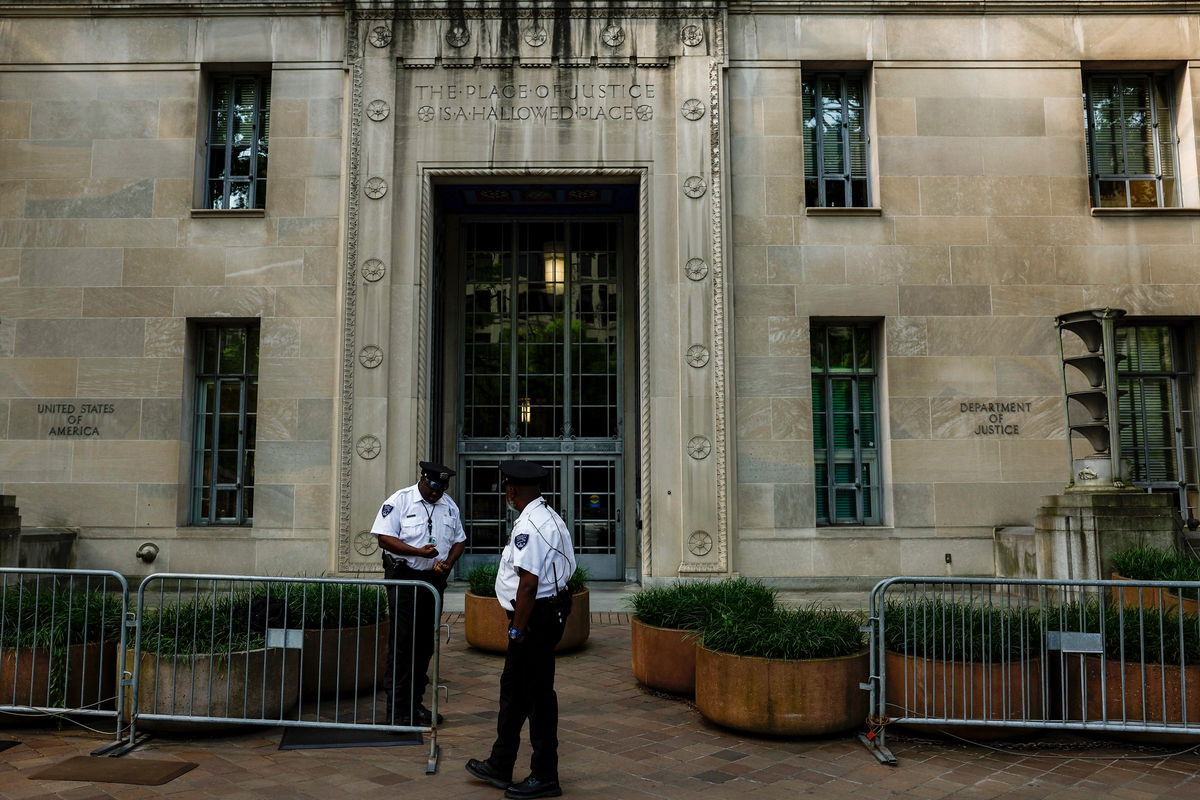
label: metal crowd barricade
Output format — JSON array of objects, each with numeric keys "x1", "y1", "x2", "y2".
[
  {"x1": 0, "y1": 568, "x2": 130, "y2": 752},
  {"x1": 127, "y1": 574, "x2": 444, "y2": 772},
  {"x1": 862, "y1": 576, "x2": 1200, "y2": 765}
]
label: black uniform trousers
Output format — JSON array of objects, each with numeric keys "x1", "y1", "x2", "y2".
[
  {"x1": 382, "y1": 557, "x2": 446, "y2": 720},
  {"x1": 488, "y1": 593, "x2": 571, "y2": 781}
]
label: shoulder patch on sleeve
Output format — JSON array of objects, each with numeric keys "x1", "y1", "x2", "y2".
[
  {"x1": 381, "y1": 504, "x2": 394, "y2": 518},
  {"x1": 514, "y1": 533, "x2": 529, "y2": 550}
]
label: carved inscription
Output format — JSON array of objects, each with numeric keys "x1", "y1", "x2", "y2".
[
  {"x1": 34, "y1": 401, "x2": 117, "y2": 438},
  {"x1": 960, "y1": 400, "x2": 1034, "y2": 437},
  {"x1": 412, "y1": 81, "x2": 657, "y2": 123}
]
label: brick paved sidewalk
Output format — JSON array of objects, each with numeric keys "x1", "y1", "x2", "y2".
[{"x1": 2, "y1": 614, "x2": 1200, "y2": 800}]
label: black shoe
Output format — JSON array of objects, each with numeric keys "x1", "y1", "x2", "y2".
[
  {"x1": 505, "y1": 776, "x2": 562, "y2": 799},
  {"x1": 465, "y1": 758, "x2": 513, "y2": 789},
  {"x1": 416, "y1": 705, "x2": 444, "y2": 726}
]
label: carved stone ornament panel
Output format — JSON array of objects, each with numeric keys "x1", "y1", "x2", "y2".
[
  {"x1": 688, "y1": 530, "x2": 714, "y2": 557},
  {"x1": 681, "y1": 99, "x2": 705, "y2": 121},
  {"x1": 687, "y1": 436, "x2": 712, "y2": 460},
  {"x1": 359, "y1": 345, "x2": 383, "y2": 369},
  {"x1": 601, "y1": 25, "x2": 625, "y2": 47},
  {"x1": 683, "y1": 176, "x2": 707, "y2": 199},
  {"x1": 362, "y1": 259, "x2": 386, "y2": 282},
  {"x1": 356, "y1": 435, "x2": 382, "y2": 460},
  {"x1": 366, "y1": 100, "x2": 390, "y2": 121},
  {"x1": 684, "y1": 258, "x2": 709, "y2": 281},
  {"x1": 364, "y1": 177, "x2": 388, "y2": 199},
  {"x1": 369, "y1": 25, "x2": 392, "y2": 48},
  {"x1": 686, "y1": 344, "x2": 710, "y2": 368},
  {"x1": 636, "y1": 105, "x2": 654, "y2": 121},
  {"x1": 446, "y1": 25, "x2": 470, "y2": 48},
  {"x1": 524, "y1": 26, "x2": 548, "y2": 47},
  {"x1": 354, "y1": 530, "x2": 380, "y2": 556},
  {"x1": 681, "y1": 24, "x2": 705, "y2": 47},
  {"x1": 417, "y1": 106, "x2": 435, "y2": 122}
]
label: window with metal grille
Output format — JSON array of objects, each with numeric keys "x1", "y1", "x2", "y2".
[
  {"x1": 803, "y1": 73, "x2": 870, "y2": 208},
  {"x1": 1085, "y1": 73, "x2": 1178, "y2": 208},
  {"x1": 1116, "y1": 324, "x2": 1199, "y2": 522},
  {"x1": 191, "y1": 324, "x2": 259, "y2": 525},
  {"x1": 205, "y1": 74, "x2": 270, "y2": 210},
  {"x1": 811, "y1": 323, "x2": 880, "y2": 525}
]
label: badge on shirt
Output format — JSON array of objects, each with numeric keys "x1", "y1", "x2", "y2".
[
  {"x1": 381, "y1": 504, "x2": 394, "y2": 517},
  {"x1": 514, "y1": 533, "x2": 529, "y2": 550}
]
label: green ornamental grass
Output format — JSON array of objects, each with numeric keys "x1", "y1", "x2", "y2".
[
  {"x1": 467, "y1": 563, "x2": 589, "y2": 598},
  {"x1": 883, "y1": 597, "x2": 1043, "y2": 662},
  {"x1": 627, "y1": 578, "x2": 777, "y2": 631},
  {"x1": 700, "y1": 603, "x2": 866, "y2": 661}
]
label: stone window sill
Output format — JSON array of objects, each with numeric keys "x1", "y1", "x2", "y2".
[
  {"x1": 806, "y1": 207, "x2": 883, "y2": 217},
  {"x1": 190, "y1": 209, "x2": 266, "y2": 218},
  {"x1": 1090, "y1": 207, "x2": 1200, "y2": 217}
]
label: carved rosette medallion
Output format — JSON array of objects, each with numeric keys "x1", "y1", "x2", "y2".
[
  {"x1": 635, "y1": 105, "x2": 653, "y2": 121},
  {"x1": 359, "y1": 345, "x2": 383, "y2": 369},
  {"x1": 687, "y1": 436, "x2": 712, "y2": 460},
  {"x1": 366, "y1": 100, "x2": 390, "y2": 121},
  {"x1": 601, "y1": 25, "x2": 625, "y2": 47},
  {"x1": 369, "y1": 26, "x2": 392, "y2": 48},
  {"x1": 354, "y1": 530, "x2": 379, "y2": 556},
  {"x1": 686, "y1": 345, "x2": 710, "y2": 368},
  {"x1": 684, "y1": 258, "x2": 709, "y2": 281},
  {"x1": 681, "y1": 24, "x2": 705, "y2": 47},
  {"x1": 688, "y1": 530, "x2": 714, "y2": 557},
  {"x1": 681, "y1": 99, "x2": 705, "y2": 121},
  {"x1": 524, "y1": 26, "x2": 548, "y2": 47},
  {"x1": 446, "y1": 25, "x2": 470, "y2": 48},
  {"x1": 364, "y1": 177, "x2": 388, "y2": 199},
  {"x1": 362, "y1": 259, "x2": 386, "y2": 282},
  {"x1": 417, "y1": 106, "x2": 435, "y2": 122},
  {"x1": 356, "y1": 435, "x2": 382, "y2": 460},
  {"x1": 683, "y1": 176, "x2": 707, "y2": 199}
]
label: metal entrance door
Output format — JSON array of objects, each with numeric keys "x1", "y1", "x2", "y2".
[{"x1": 454, "y1": 219, "x2": 624, "y2": 579}]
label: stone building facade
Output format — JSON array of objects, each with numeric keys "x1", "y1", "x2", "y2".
[{"x1": 1, "y1": 1, "x2": 1198, "y2": 584}]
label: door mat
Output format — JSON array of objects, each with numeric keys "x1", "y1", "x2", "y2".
[
  {"x1": 0, "y1": 741, "x2": 17, "y2": 753},
  {"x1": 29, "y1": 756, "x2": 197, "y2": 785},
  {"x1": 279, "y1": 726, "x2": 422, "y2": 750}
]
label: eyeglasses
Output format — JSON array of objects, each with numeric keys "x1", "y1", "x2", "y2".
[{"x1": 425, "y1": 477, "x2": 448, "y2": 492}]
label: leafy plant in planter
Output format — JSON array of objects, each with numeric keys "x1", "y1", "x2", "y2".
[
  {"x1": 1110, "y1": 546, "x2": 1200, "y2": 613},
  {"x1": 627, "y1": 578, "x2": 777, "y2": 695},
  {"x1": 694, "y1": 602, "x2": 868, "y2": 735},
  {"x1": 463, "y1": 563, "x2": 591, "y2": 653},
  {"x1": 0, "y1": 584, "x2": 123, "y2": 712},
  {"x1": 882, "y1": 597, "x2": 1045, "y2": 731}
]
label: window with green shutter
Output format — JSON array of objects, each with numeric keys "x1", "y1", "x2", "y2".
[
  {"x1": 1085, "y1": 73, "x2": 1178, "y2": 209},
  {"x1": 206, "y1": 74, "x2": 271, "y2": 210},
  {"x1": 1116, "y1": 324, "x2": 1199, "y2": 522},
  {"x1": 812, "y1": 322, "x2": 880, "y2": 525},
  {"x1": 803, "y1": 73, "x2": 870, "y2": 208}
]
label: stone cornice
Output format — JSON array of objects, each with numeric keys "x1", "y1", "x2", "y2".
[
  {"x1": 727, "y1": 0, "x2": 1200, "y2": 13},
  {"x1": 1, "y1": 1, "x2": 343, "y2": 16}
]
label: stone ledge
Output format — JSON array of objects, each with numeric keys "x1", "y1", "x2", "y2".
[
  {"x1": 1091, "y1": 207, "x2": 1200, "y2": 217},
  {"x1": 806, "y1": 206, "x2": 883, "y2": 217},
  {"x1": 190, "y1": 208, "x2": 267, "y2": 218}
]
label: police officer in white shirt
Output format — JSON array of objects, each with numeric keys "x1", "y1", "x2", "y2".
[
  {"x1": 370, "y1": 461, "x2": 466, "y2": 726},
  {"x1": 466, "y1": 460, "x2": 576, "y2": 800}
]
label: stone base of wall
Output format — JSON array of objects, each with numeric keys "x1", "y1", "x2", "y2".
[{"x1": 1034, "y1": 492, "x2": 1179, "y2": 581}]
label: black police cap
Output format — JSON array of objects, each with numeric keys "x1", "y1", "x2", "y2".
[
  {"x1": 499, "y1": 460, "x2": 548, "y2": 486},
  {"x1": 419, "y1": 461, "x2": 455, "y2": 482}
]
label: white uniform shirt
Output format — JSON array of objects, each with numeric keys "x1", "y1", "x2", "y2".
[
  {"x1": 370, "y1": 484, "x2": 466, "y2": 570},
  {"x1": 495, "y1": 498, "x2": 577, "y2": 612}
]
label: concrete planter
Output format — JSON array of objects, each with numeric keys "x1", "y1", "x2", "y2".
[
  {"x1": 885, "y1": 651, "x2": 1043, "y2": 738},
  {"x1": 695, "y1": 644, "x2": 868, "y2": 736},
  {"x1": 301, "y1": 620, "x2": 389, "y2": 697},
  {"x1": 464, "y1": 589, "x2": 589, "y2": 653},
  {"x1": 630, "y1": 616, "x2": 697, "y2": 695},
  {"x1": 0, "y1": 641, "x2": 117, "y2": 713},
  {"x1": 128, "y1": 647, "x2": 300, "y2": 731},
  {"x1": 1066, "y1": 655, "x2": 1200, "y2": 742},
  {"x1": 1111, "y1": 573, "x2": 1199, "y2": 616}
]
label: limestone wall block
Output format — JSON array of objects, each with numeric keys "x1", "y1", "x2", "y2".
[
  {"x1": 950, "y1": 245, "x2": 1054, "y2": 285},
  {"x1": 297, "y1": 398, "x2": 333, "y2": 443},
  {"x1": 845, "y1": 245, "x2": 950, "y2": 285},
  {"x1": 0, "y1": 440, "x2": 71, "y2": 482},
  {"x1": 31, "y1": 99, "x2": 159, "y2": 140},
  {"x1": 0, "y1": 140, "x2": 92, "y2": 179},
  {"x1": 261, "y1": 319, "x2": 301, "y2": 358},
  {"x1": 999, "y1": 440, "x2": 1068, "y2": 482},
  {"x1": 144, "y1": 317, "x2": 185, "y2": 359},
  {"x1": 900, "y1": 538, "x2": 994, "y2": 575},
  {"x1": 765, "y1": 245, "x2": 804, "y2": 284},
  {"x1": 1054, "y1": 245, "x2": 1149, "y2": 285},
  {"x1": 9, "y1": 398, "x2": 140, "y2": 440},
  {"x1": 276, "y1": 217, "x2": 338, "y2": 247},
  {"x1": 894, "y1": 216, "x2": 987, "y2": 246},
  {"x1": 989, "y1": 285, "x2": 1085, "y2": 317},
  {"x1": 982, "y1": 137, "x2": 1085, "y2": 178},
  {"x1": 891, "y1": 438, "x2": 1001, "y2": 483},
  {"x1": 890, "y1": 397, "x2": 932, "y2": 440},
  {"x1": 1091, "y1": 217, "x2": 1195, "y2": 246},
  {"x1": 737, "y1": 483, "x2": 775, "y2": 529},
  {"x1": 767, "y1": 316, "x2": 808, "y2": 357},
  {"x1": 275, "y1": 286, "x2": 336, "y2": 318},
  {"x1": 269, "y1": 138, "x2": 343, "y2": 179},
  {"x1": 935, "y1": 481, "x2": 1061, "y2": 527},
  {"x1": 736, "y1": 440, "x2": 813, "y2": 485},
  {"x1": 302, "y1": 247, "x2": 337, "y2": 286},
  {"x1": 172, "y1": 286, "x2": 275, "y2": 318},
  {"x1": 299, "y1": 318, "x2": 337, "y2": 359},
  {"x1": 916, "y1": 97, "x2": 1046, "y2": 138},
  {"x1": 253, "y1": 484, "x2": 295, "y2": 529},
  {"x1": 258, "y1": 357, "x2": 335, "y2": 400},
  {"x1": 254, "y1": 538, "x2": 331, "y2": 576},
  {"x1": 16, "y1": 318, "x2": 144, "y2": 358},
  {"x1": 926, "y1": 316, "x2": 1058, "y2": 357},
  {"x1": 256, "y1": 398, "x2": 298, "y2": 442},
  {"x1": 303, "y1": 177, "x2": 341, "y2": 219},
  {"x1": 811, "y1": 537, "x2": 901, "y2": 577},
  {"x1": 254, "y1": 440, "x2": 331, "y2": 485},
  {"x1": 733, "y1": 245, "x2": 767, "y2": 285},
  {"x1": 183, "y1": 218, "x2": 276, "y2": 248},
  {"x1": 898, "y1": 285, "x2": 990, "y2": 316},
  {"x1": 293, "y1": 483, "x2": 331, "y2": 530},
  {"x1": 920, "y1": 176, "x2": 1054, "y2": 217},
  {"x1": 994, "y1": 356, "x2": 1064, "y2": 397},
  {"x1": 0, "y1": 288, "x2": 82, "y2": 319},
  {"x1": 732, "y1": 175, "x2": 765, "y2": 218},
  {"x1": 0, "y1": 358, "x2": 77, "y2": 398},
  {"x1": 930, "y1": 396, "x2": 1063, "y2": 441},
  {"x1": 135, "y1": 483, "x2": 178, "y2": 528},
  {"x1": 1082, "y1": 284, "x2": 1200, "y2": 316},
  {"x1": 987, "y1": 216, "x2": 1091, "y2": 247},
  {"x1": 26, "y1": 178, "x2": 153, "y2": 220},
  {"x1": 6, "y1": 483, "x2": 137, "y2": 527},
  {"x1": 83, "y1": 288, "x2": 174, "y2": 318},
  {"x1": 879, "y1": 135, "x2": 983, "y2": 176},
  {"x1": 805, "y1": 218, "x2": 896, "y2": 247},
  {"x1": 70, "y1": 440, "x2": 179, "y2": 483},
  {"x1": 140, "y1": 398, "x2": 181, "y2": 441},
  {"x1": 735, "y1": 356, "x2": 807, "y2": 398},
  {"x1": 0, "y1": 249, "x2": 17, "y2": 284},
  {"x1": 734, "y1": 283, "x2": 795, "y2": 318},
  {"x1": 85, "y1": 219, "x2": 179, "y2": 249},
  {"x1": 91, "y1": 139, "x2": 192, "y2": 179},
  {"x1": 736, "y1": 397, "x2": 772, "y2": 442},
  {"x1": 774, "y1": 483, "x2": 815, "y2": 528},
  {"x1": 734, "y1": 539, "x2": 815, "y2": 578},
  {"x1": 730, "y1": 136, "x2": 764, "y2": 177},
  {"x1": 0, "y1": 181, "x2": 25, "y2": 218},
  {"x1": 877, "y1": 67, "x2": 1082, "y2": 99},
  {"x1": 770, "y1": 396, "x2": 811, "y2": 441},
  {"x1": 123, "y1": 247, "x2": 225, "y2": 286},
  {"x1": 893, "y1": 483, "x2": 935, "y2": 527},
  {"x1": 1148, "y1": 245, "x2": 1200, "y2": 284},
  {"x1": 734, "y1": 316, "x2": 768, "y2": 357},
  {"x1": 888, "y1": 356, "x2": 995, "y2": 398},
  {"x1": 224, "y1": 247, "x2": 305, "y2": 286},
  {"x1": 0, "y1": 101, "x2": 30, "y2": 138},
  {"x1": 76, "y1": 358, "x2": 164, "y2": 398},
  {"x1": 796, "y1": 285, "x2": 898, "y2": 317}
]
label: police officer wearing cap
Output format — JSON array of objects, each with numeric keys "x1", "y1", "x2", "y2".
[
  {"x1": 466, "y1": 460, "x2": 576, "y2": 799},
  {"x1": 370, "y1": 461, "x2": 466, "y2": 726}
]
